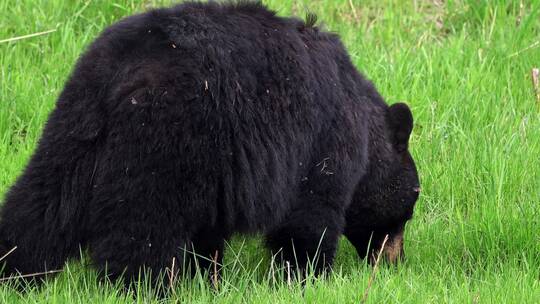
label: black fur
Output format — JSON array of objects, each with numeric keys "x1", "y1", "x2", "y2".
[{"x1": 0, "y1": 1, "x2": 419, "y2": 284}]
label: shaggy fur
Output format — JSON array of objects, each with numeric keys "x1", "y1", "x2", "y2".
[{"x1": 0, "y1": 1, "x2": 419, "y2": 284}]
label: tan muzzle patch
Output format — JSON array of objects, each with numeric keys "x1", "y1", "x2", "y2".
[{"x1": 383, "y1": 231, "x2": 404, "y2": 263}]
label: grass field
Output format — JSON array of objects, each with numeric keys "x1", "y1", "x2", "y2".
[{"x1": 1, "y1": 0, "x2": 540, "y2": 303}]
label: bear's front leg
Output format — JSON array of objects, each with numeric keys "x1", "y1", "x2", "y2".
[
  {"x1": 265, "y1": 202, "x2": 345, "y2": 277},
  {"x1": 190, "y1": 226, "x2": 229, "y2": 286}
]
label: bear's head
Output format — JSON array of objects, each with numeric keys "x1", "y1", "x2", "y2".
[{"x1": 345, "y1": 102, "x2": 420, "y2": 264}]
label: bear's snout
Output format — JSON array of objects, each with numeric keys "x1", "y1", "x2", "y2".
[
  {"x1": 383, "y1": 231, "x2": 404, "y2": 263},
  {"x1": 368, "y1": 232, "x2": 405, "y2": 265}
]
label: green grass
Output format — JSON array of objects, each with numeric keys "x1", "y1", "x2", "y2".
[{"x1": 1, "y1": 0, "x2": 540, "y2": 302}]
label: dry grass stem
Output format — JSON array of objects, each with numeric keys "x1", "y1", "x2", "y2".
[
  {"x1": 286, "y1": 261, "x2": 291, "y2": 286},
  {"x1": 348, "y1": 0, "x2": 359, "y2": 21},
  {"x1": 0, "y1": 269, "x2": 62, "y2": 282},
  {"x1": 532, "y1": 68, "x2": 539, "y2": 103},
  {"x1": 168, "y1": 257, "x2": 176, "y2": 291},
  {"x1": 0, "y1": 246, "x2": 17, "y2": 262},
  {"x1": 360, "y1": 234, "x2": 389, "y2": 304},
  {"x1": 212, "y1": 250, "x2": 219, "y2": 289},
  {"x1": 508, "y1": 40, "x2": 540, "y2": 58},
  {"x1": 516, "y1": 0, "x2": 524, "y2": 26},
  {"x1": 0, "y1": 29, "x2": 56, "y2": 44}
]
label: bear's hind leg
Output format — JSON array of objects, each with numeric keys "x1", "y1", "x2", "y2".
[
  {"x1": 88, "y1": 219, "x2": 190, "y2": 289},
  {"x1": 0, "y1": 138, "x2": 99, "y2": 279},
  {"x1": 0, "y1": 51, "x2": 109, "y2": 279}
]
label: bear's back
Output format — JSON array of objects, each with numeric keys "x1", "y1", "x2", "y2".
[
  {"x1": 89, "y1": 1, "x2": 371, "y2": 121},
  {"x1": 70, "y1": 2, "x2": 376, "y2": 231}
]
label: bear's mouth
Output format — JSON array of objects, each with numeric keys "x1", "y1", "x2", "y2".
[
  {"x1": 368, "y1": 232, "x2": 405, "y2": 265},
  {"x1": 382, "y1": 231, "x2": 404, "y2": 263}
]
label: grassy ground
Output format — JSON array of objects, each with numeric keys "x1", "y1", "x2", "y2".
[{"x1": 1, "y1": 0, "x2": 539, "y2": 303}]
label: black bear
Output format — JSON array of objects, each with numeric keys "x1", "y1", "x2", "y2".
[{"x1": 0, "y1": 1, "x2": 419, "y2": 285}]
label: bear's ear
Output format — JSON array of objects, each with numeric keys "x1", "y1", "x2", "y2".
[{"x1": 387, "y1": 103, "x2": 413, "y2": 152}]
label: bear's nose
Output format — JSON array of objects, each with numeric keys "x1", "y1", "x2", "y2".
[{"x1": 412, "y1": 186, "x2": 421, "y2": 193}]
